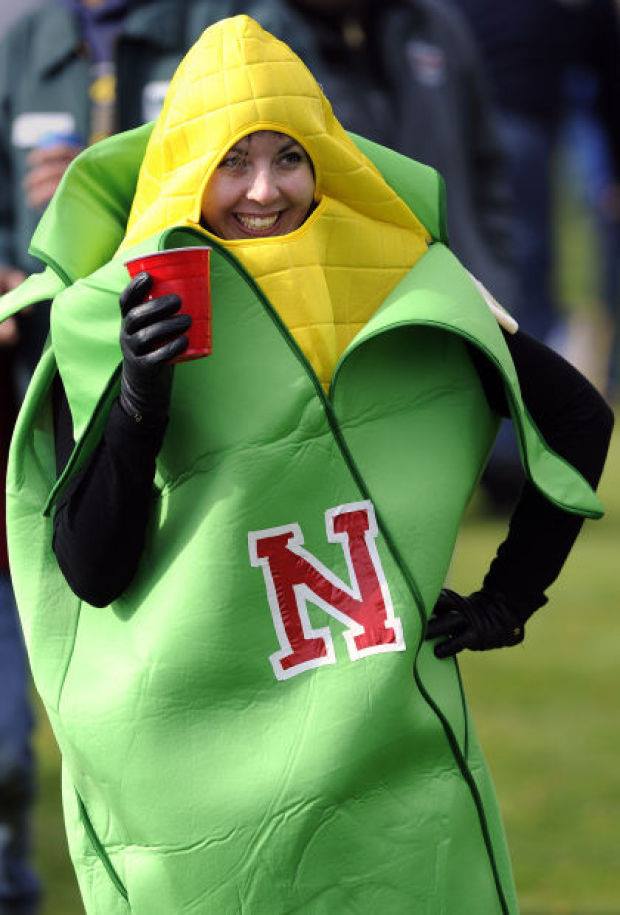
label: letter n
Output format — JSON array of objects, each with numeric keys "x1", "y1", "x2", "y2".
[{"x1": 248, "y1": 501, "x2": 405, "y2": 680}]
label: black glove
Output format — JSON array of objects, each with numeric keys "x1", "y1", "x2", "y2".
[
  {"x1": 424, "y1": 587, "x2": 544, "y2": 659},
  {"x1": 118, "y1": 271, "x2": 191, "y2": 426}
]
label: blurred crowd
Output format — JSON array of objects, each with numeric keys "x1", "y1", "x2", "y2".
[{"x1": 0, "y1": 1, "x2": 618, "y2": 912}]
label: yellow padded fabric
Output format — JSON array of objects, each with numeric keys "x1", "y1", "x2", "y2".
[{"x1": 122, "y1": 15, "x2": 430, "y2": 388}]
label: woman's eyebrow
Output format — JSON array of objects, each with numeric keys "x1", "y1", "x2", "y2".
[
  {"x1": 277, "y1": 139, "x2": 302, "y2": 153},
  {"x1": 225, "y1": 137, "x2": 251, "y2": 156}
]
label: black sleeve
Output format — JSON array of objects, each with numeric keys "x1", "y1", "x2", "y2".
[
  {"x1": 470, "y1": 330, "x2": 614, "y2": 611},
  {"x1": 52, "y1": 374, "x2": 167, "y2": 607}
]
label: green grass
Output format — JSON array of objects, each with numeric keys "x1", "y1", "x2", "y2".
[{"x1": 31, "y1": 430, "x2": 619, "y2": 914}]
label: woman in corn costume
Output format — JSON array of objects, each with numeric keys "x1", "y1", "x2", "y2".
[{"x1": 0, "y1": 15, "x2": 609, "y2": 915}]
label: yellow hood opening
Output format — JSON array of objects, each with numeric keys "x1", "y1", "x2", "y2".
[{"x1": 122, "y1": 15, "x2": 431, "y2": 388}]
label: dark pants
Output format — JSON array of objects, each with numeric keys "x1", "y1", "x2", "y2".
[
  {"x1": 0, "y1": 573, "x2": 39, "y2": 915},
  {"x1": 497, "y1": 111, "x2": 561, "y2": 344},
  {"x1": 482, "y1": 113, "x2": 561, "y2": 508}
]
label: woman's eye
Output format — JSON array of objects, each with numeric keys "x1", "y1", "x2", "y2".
[
  {"x1": 220, "y1": 155, "x2": 245, "y2": 170},
  {"x1": 279, "y1": 151, "x2": 303, "y2": 167}
]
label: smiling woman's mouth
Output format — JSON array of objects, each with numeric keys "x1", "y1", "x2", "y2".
[{"x1": 235, "y1": 212, "x2": 281, "y2": 231}]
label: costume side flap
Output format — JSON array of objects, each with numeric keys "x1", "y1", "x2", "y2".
[{"x1": 333, "y1": 242, "x2": 604, "y2": 519}]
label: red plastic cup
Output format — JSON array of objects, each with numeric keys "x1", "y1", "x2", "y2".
[{"x1": 124, "y1": 247, "x2": 212, "y2": 363}]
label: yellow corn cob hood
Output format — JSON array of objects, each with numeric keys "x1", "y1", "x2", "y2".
[{"x1": 123, "y1": 14, "x2": 431, "y2": 387}]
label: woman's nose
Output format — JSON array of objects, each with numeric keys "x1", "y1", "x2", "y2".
[{"x1": 246, "y1": 166, "x2": 279, "y2": 205}]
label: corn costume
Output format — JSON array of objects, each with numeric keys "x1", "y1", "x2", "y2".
[{"x1": 0, "y1": 16, "x2": 603, "y2": 915}]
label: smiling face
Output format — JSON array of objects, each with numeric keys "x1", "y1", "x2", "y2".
[{"x1": 200, "y1": 131, "x2": 315, "y2": 240}]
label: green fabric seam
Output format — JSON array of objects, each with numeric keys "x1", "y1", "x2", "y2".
[
  {"x1": 30, "y1": 245, "x2": 73, "y2": 287},
  {"x1": 438, "y1": 172, "x2": 449, "y2": 242},
  {"x1": 77, "y1": 792, "x2": 129, "y2": 901},
  {"x1": 411, "y1": 652, "x2": 509, "y2": 913},
  {"x1": 455, "y1": 659, "x2": 470, "y2": 763}
]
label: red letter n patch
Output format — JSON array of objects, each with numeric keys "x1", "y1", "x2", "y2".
[{"x1": 248, "y1": 501, "x2": 405, "y2": 681}]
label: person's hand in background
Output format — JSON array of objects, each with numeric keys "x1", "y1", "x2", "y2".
[
  {"x1": 0, "y1": 315, "x2": 19, "y2": 346},
  {"x1": 23, "y1": 141, "x2": 83, "y2": 209},
  {"x1": 0, "y1": 265, "x2": 26, "y2": 348},
  {"x1": 0, "y1": 266, "x2": 26, "y2": 294}
]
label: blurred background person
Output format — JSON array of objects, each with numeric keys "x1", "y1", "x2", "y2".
[
  {"x1": 0, "y1": 328, "x2": 38, "y2": 915},
  {"x1": 0, "y1": 0, "x2": 225, "y2": 383},
  {"x1": 558, "y1": 0, "x2": 620, "y2": 398},
  {"x1": 451, "y1": 0, "x2": 577, "y2": 346},
  {"x1": 448, "y1": 0, "x2": 620, "y2": 505},
  {"x1": 452, "y1": 0, "x2": 620, "y2": 359},
  {"x1": 0, "y1": 5, "x2": 41, "y2": 912}
]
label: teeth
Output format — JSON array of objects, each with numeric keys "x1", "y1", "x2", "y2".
[{"x1": 237, "y1": 213, "x2": 279, "y2": 230}]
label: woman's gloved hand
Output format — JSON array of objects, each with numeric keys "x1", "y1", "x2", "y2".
[
  {"x1": 424, "y1": 587, "x2": 541, "y2": 658},
  {"x1": 119, "y1": 271, "x2": 191, "y2": 426}
]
